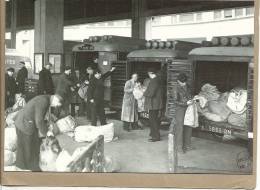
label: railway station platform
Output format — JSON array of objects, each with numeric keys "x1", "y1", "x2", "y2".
[{"x1": 75, "y1": 117, "x2": 250, "y2": 174}]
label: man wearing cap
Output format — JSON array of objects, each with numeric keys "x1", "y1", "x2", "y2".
[
  {"x1": 88, "y1": 67, "x2": 116, "y2": 126},
  {"x1": 14, "y1": 94, "x2": 63, "y2": 171},
  {"x1": 38, "y1": 63, "x2": 54, "y2": 95},
  {"x1": 5, "y1": 68, "x2": 17, "y2": 109},
  {"x1": 55, "y1": 66, "x2": 76, "y2": 116},
  {"x1": 171, "y1": 73, "x2": 193, "y2": 153},
  {"x1": 16, "y1": 61, "x2": 28, "y2": 94},
  {"x1": 143, "y1": 68, "x2": 163, "y2": 142}
]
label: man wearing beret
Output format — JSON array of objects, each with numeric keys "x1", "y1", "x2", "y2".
[
  {"x1": 143, "y1": 68, "x2": 163, "y2": 142},
  {"x1": 38, "y1": 63, "x2": 54, "y2": 95},
  {"x1": 5, "y1": 67, "x2": 17, "y2": 109}
]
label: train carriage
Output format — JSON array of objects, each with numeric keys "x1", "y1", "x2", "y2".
[
  {"x1": 71, "y1": 35, "x2": 146, "y2": 107},
  {"x1": 112, "y1": 40, "x2": 201, "y2": 121},
  {"x1": 188, "y1": 35, "x2": 254, "y2": 146}
]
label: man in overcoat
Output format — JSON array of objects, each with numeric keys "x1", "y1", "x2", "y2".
[
  {"x1": 88, "y1": 67, "x2": 116, "y2": 126},
  {"x1": 55, "y1": 66, "x2": 76, "y2": 115},
  {"x1": 5, "y1": 68, "x2": 17, "y2": 109},
  {"x1": 121, "y1": 73, "x2": 139, "y2": 131},
  {"x1": 14, "y1": 94, "x2": 63, "y2": 171},
  {"x1": 38, "y1": 63, "x2": 54, "y2": 95},
  {"x1": 16, "y1": 61, "x2": 28, "y2": 94},
  {"x1": 143, "y1": 68, "x2": 163, "y2": 142}
]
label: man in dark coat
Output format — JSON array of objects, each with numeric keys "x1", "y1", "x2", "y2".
[
  {"x1": 79, "y1": 66, "x2": 95, "y2": 118},
  {"x1": 38, "y1": 63, "x2": 54, "y2": 95},
  {"x1": 143, "y1": 68, "x2": 163, "y2": 142},
  {"x1": 14, "y1": 94, "x2": 63, "y2": 171},
  {"x1": 55, "y1": 66, "x2": 75, "y2": 116},
  {"x1": 88, "y1": 67, "x2": 116, "y2": 126},
  {"x1": 16, "y1": 61, "x2": 28, "y2": 94},
  {"x1": 5, "y1": 68, "x2": 17, "y2": 109},
  {"x1": 171, "y1": 73, "x2": 192, "y2": 153}
]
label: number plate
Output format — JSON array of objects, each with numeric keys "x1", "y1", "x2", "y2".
[{"x1": 200, "y1": 124, "x2": 232, "y2": 136}]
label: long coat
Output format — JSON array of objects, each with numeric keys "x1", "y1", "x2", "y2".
[
  {"x1": 121, "y1": 79, "x2": 138, "y2": 122},
  {"x1": 5, "y1": 73, "x2": 17, "y2": 109},
  {"x1": 38, "y1": 68, "x2": 54, "y2": 95},
  {"x1": 143, "y1": 76, "x2": 163, "y2": 111},
  {"x1": 55, "y1": 73, "x2": 74, "y2": 102},
  {"x1": 16, "y1": 66, "x2": 28, "y2": 93},
  {"x1": 88, "y1": 71, "x2": 112, "y2": 102},
  {"x1": 14, "y1": 95, "x2": 51, "y2": 171}
]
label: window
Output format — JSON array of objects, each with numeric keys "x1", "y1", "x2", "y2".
[
  {"x1": 235, "y1": 8, "x2": 244, "y2": 17},
  {"x1": 214, "y1": 11, "x2": 222, "y2": 20},
  {"x1": 107, "y1": 21, "x2": 114, "y2": 26},
  {"x1": 196, "y1": 13, "x2": 202, "y2": 21},
  {"x1": 179, "y1": 13, "x2": 194, "y2": 22},
  {"x1": 224, "y1": 9, "x2": 233, "y2": 18},
  {"x1": 246, "y1": 7, "x2": 254, "y2": 16},
  {"x1": 152, "y1": 17, "x2": 161, "y2": 25},
  {"x1": 171, "y1": 15, "x2": 177, "y2": 24}
]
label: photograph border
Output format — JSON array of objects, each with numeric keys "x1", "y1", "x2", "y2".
[{"x1": 0, "y1": 0, "x2": 258, "y2": 188}]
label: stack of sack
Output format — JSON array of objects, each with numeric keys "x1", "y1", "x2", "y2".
[
  {"x1": 226, "y1": 88, "x2": 247, "y2": 128},
  {"x1": 195, "y1": 84, "x2": 248, "y2": 128},
  {"x1": 5, "y1": 94, "x2": 26, "y2": 128},
  {"x1": 4, "y1": 128, "x2": 17, "y2": 167},
  {"x1": 74, "y1": 123, "x2": 114, "y2": 143},
  {"x1": 56, "y1": 115, "x2": 77, "y2": 138}
]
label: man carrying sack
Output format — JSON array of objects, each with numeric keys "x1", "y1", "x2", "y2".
[{"x1": 14, "y1": 94, "x2": 63, "y2": 171}]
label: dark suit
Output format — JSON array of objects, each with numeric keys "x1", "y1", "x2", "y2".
[
  {"x1": 14, "y1": 95, "x2": 51, "y2": 171},
  {"x1": 79, "y1": 73, "x2": 94, "y2": 118},
  {"x1": 55, "y1": 73, "x2": 74, "y2": 115},
  {"x1": 38, "y1": 68, "x2": 54, "y2": 95},
  {"x1": 5, "y1": 74, "x2": 17, "y2": 109},
  {"x1": 143, "y1": 76, "x2": 163, "y2": 140},
  {"x1": 16, "y1": 66, "x2": 28, "y2": 94},
  {"x1": 88, "y1": 71, "x2": 112, "y2": 126}
]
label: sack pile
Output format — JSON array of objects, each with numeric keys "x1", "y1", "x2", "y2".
[
  {"x1": 56, "y1": 115, "x2": 77, "y2": 138},
  {"x1": 196, "y1": 85, "x2": 248, "y2": 128},
  {"x1": 4, "y1": 128, "x2": 17, "y2": 166},
  {"x1": 39, "y1": 136, "x2": 62, "y2": 171},
  {"x1": 75, "y1": 123, "x2": 114, "y2": 143}
]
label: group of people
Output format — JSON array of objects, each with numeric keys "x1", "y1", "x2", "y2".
[
  {"x1": 5, "y1": 60, "x2": 117, "y2": 171},
  {"x1": 121, "y1": 68, "x2": 163, "y2": 142},
  {"x1": 5, "y1": 58, "x2": 195, "y2": 171},
  {"x1": 121, "y1": 70, "x2": 193, "y2": 152},
  {"x1": 5, "y1": 62, "x2": 28, "y2": 109}
]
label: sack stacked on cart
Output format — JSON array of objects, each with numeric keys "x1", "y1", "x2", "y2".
[
  {"x1": 4, "y1": 128, "x2": 17, "y2": 166},
  {"x1": 55, "y1": 115, "x2": 77, "y2": 138},
  {"x1": 197, "y1": 85, "x2": 231, "y2": 122},
  {"x1": 226, "y1": 88, "x2": 247, "y2": 128},
  {"x1": 74, "y1": 123, "x2": 114, "y2": 143}
]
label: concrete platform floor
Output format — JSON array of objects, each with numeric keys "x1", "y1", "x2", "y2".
[{"x1": 76, "y1": 117, "x2": 251, "y2": 174}]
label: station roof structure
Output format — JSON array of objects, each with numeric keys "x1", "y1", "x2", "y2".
[{"x1": 5, "y1": 0, "x2": 254, "y2": 32}]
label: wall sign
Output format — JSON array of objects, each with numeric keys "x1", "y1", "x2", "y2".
[{"x1": 48, "y1": 53, "x2": 62, "y2": 74}]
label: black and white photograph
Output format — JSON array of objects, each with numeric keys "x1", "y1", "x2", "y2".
[{"x1": 3, "y1": 0, "x2": 255, "y2": 175}]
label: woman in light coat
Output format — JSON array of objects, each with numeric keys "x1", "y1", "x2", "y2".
[{"x1": 121, "y1": 73, "x2": 139, "y2": 131}]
